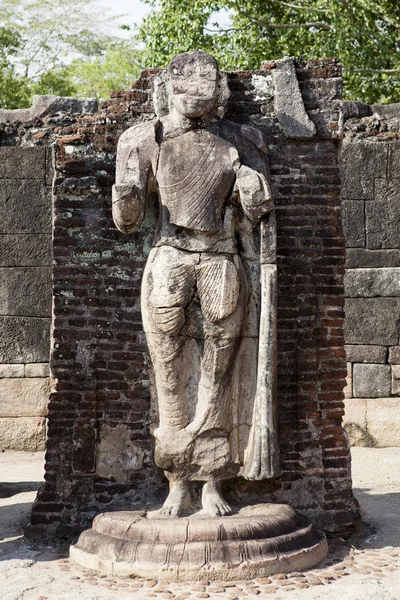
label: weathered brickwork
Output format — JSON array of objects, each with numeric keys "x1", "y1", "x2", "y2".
[
  {"x1": 341, "y1": 115, "x2": 400, "y2": 446},
  {"x1": 1, "y1": 58, "x2": 357, "y2": 541}
]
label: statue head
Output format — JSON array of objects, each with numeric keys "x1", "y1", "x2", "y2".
[{"x1": 167, "y1": 51, "x2": 220, "y2": 118}]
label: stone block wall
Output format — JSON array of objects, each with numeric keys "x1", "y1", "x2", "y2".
[
  {"x1": 0, "y1": 146, "x2": 52, "y2": 450},
  {"x1": 0, "y1": 99, "x2": 97, "y2": 450},
  {"x1": 18, "y1": 59, "x2": 360, "y2": 541},
  {"x1": 340, "y1": 127, "x2": 400, "y2": 447}
]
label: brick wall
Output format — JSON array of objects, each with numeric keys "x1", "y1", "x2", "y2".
[
  {"x1": 21, "y1": 59, "x2": 360, "y2": 540},
  {"x1": 341, "y1": 117, "x2": 400, "y2": 446}
]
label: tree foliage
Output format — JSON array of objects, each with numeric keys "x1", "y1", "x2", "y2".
[
  {"x1": 139, "y1": 0, "x2": 400, "y2": 103},
  {"x1": 0, "y1": 0, "x2": 142, "y2": 108}
]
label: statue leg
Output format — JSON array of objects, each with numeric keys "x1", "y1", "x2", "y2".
[
  {"x1": 188, "y1": 255, "x2": 247, "y2": 516},
  {"x1": 142, "y1": 247, "x2": 198, "y2": 515}
]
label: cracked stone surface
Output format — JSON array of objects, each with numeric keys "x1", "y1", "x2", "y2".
[
  {"x1": 344, "y1": 398, "x2": 400, "y2": 446},
  {"x1": 1, "y1": 448, "x2": 400, "y2": 599}
]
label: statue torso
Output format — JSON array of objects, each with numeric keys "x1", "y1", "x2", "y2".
[{"x1": 156, "y1": 129, "x2": 238, "y2": 240}]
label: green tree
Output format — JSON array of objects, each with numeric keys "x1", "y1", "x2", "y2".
[
  {"x1": 68, "y1": 39, "x2": 142, "y2": 100},
  {"x1": 139, "y1": 0, "x2": 400, "y2": 104},
  {"x1": 0, "y1": 0, "x2": 142, "y2": 108},
  {"x1": 0, "y1": 24, "x2": 32, "y2": 107}
]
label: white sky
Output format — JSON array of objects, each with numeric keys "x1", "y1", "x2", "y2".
[
  {"x1": 100, "y1": 0, "x2": 150, "y2": 28},
  {"x1": 98, "y1": 0, "x2": 231, "y2": 33}
]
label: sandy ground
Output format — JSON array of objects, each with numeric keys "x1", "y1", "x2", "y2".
[{"x1": 0, "y1": 448, "x2": 399, "y2": 599}]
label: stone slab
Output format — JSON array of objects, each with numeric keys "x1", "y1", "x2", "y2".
[
  {"x1": 366, "y1": 179, "x2": 400, "y2": 249},
  {"x1": 0, "y1": 147, "x2": 45, "y2": 179},
  {"x1": 70, "y1": 504, "x2": 328, "y2": 581},
  {"x1": 0, "y1": 267, "x2": 52, "y2": 317},
  {"x1": 344, "y1": 298, "x2": 400, "y2": 345},
  {"x1": 0, "y1": 180, "x2": 52, "y2": 234},
  {"x1": 389, "y1": 347, "x2": 400, "y2": 364},
  {"x1": 366, "y1": 398, "x2": 400, "y2": 446},
  {"x1": 392, "y1": 365, "x2": 400, "y2": 395},
  {"x1": 274, "y1": 58, "x2": 316, "y2": 138},
  {"x1": 0, "y1": 95, "x2": 98, "y2": 124},
  {"x1": 345, "y1": 345, "x2": 387, "y2": 364},
  {"x1": 342, "y1": 201, "x2": 365, "y2": 248},
  {"x1": 343, "y1": 398, "x2": 370, "y2": 446},
  {"x1": 0, "y1": 416, "x2": 46, "y2": 450},
  {"x1": 341, "y1": 140, "x2": 388, "y2": 200},
  {"x1": 0, "y1": 364, "x2": 25, "y2": 378},
  {"x1": 0, "y1": 316, "x2": 50, "y2": 363},
  {"x1": 345, "y1": 248, "x2": 400, "y2": 268},
  {"x1": 344, "y1": 398, "x2": 400, "y2": 447},
  {"x1": 353, "y1": 363, "x2": 391, "y2": 398},
  {"x1": 344, "y1": 268, "x2": 400, "y2": 297},
  {"x1": 24, "y1": 363, "x2": 50, "y2": 377},
  {"x1": 0, "y1": 234, "x2": 52, "y2": 267},
  {"x1": 0, "y1": 377, "x2": 50, "y2": 417}
]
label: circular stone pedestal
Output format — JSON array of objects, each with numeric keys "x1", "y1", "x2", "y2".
[{"x1": 70, "y1": 504, "x2": 328, "y2": 581}]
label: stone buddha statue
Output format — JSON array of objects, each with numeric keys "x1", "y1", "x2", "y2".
[
  {"x1": 71, "y1": 52, "x2": 329, "y2": 580},
  {"x1": 112, "y1": 50, "x2": 280, "y2": 518}
]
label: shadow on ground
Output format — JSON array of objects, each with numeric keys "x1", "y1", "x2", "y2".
[{"x1": 0, "y1": 482, "x2": 42, "y2": 498}]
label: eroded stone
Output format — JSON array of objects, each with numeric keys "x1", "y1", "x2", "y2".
[
  {"x1": 0, "y1": 267, "x2": 52, "y2": 317},
  {"x1": 344, "y1": 298, "x2": 400, "y2": 346},
  {"x1": 341, "y1": 141, "x2": 387, "y2": 200},
  {"x1": 353, "y1": 363, "x2": 391, "y2": 398},
  {"x1": 0, "y1": 316, "x2": 50, "y2": 363},
  {"x1": 0, "y1": 179, "x2": 52, "y2": 234},
  {"x1": 274, "y1": 58, "x2": 316, "y2": 138},
  {"x1": 345, "y1": 345, "x2": 387, "y2": 364},
  {"x1": 70, "y1": 504, "x2": 328, "y2": 581},
  {"x1": 0, "y1": 416, "x2": 46, "y2": 450},
  {"x1": 344, "y1": 268, "x2": 400, "y2": 297},
  {"x1": 112, "y1": 51, "x2": 279, "y2": 516},
  {"x1": 366, "y1": 178, "x2": 400, "y2": 250},
  {"x1": 0, "y1": 377, "x2": 50, "y2": 417}
]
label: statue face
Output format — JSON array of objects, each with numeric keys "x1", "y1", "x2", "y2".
[{"x1": 168, "y1": 53, "x2": 219, "y2": 118}]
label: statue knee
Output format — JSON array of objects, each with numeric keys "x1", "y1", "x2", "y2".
[{"x1": 151, "y1": 305, "x2": 185, "y2": 335}]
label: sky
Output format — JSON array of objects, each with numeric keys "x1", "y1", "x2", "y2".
[
  {"x1": 98, "y1": 0, "x2": 231, "y2": 33},
  {"x1": 100, "y1": 0, "x2": 150, "y2": 28}
]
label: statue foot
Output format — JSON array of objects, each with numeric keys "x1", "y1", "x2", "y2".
[
  {"x1": 160, "y1": 480, "x2": 191, "y2": 517},
  {"x1": 202, "y1": 480, "x2": 231, "y2": 517}
]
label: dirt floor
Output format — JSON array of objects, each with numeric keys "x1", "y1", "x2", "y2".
[{"x1": 0, "y1": 448, "x2": 399, "y2": 599}]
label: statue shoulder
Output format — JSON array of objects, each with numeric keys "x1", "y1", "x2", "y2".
[
  {"x1": 117, "y1": 119, "x2": 159, "y2": 153},
  {"x1": 211, "y1": 119, "x2": 268, "y2": 154},
  {"x1": 211, "y1": 119, "x2": 270, "y2": 176}
]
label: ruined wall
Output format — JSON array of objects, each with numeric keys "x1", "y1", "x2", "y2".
[
  {"x1": 22, "y1": 59, "x2": 360, "y2": 541},
  {"x1": 0, "y1": 145, "x2": 52, "y2": 450},
  {"x1": 0, "y1": 97, "x2": 97, "y2": 450},
  {"x1": 341, "y1": 115, "x2": 400, "y2": 447}
]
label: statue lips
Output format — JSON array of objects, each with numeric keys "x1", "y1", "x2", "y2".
[{"x1": 172, "y1": 94, "x2": 215, "y2": 118}]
